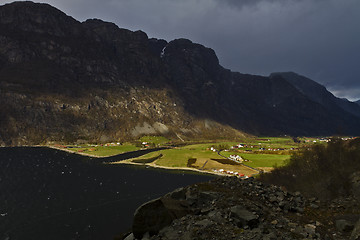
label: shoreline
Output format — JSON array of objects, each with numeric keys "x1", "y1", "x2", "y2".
[
  {"x1": 109, "y1": 159, "x2": 259, "y2": 178},
  {"x1": 47, "y1": 145, "x2": 110, "y2": 158},
  {"x1": 6, "y1": 145, "x2": 257, "y2": 177},
  {"x1": 109, "y1": 160, "x2": 228, "y2": 177},
  {"x1": 48, "y1": 146, "x2": 236, "y2": 177},
  {"x1": 0, "y1": 145, "x2": 107, "y2": 158}
]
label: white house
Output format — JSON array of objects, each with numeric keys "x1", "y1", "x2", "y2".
[{"x1": 229, "y1": 155, "x2": 243, "y2": 162}]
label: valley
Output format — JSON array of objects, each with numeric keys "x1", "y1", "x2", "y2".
[{"x1": 1, "y1": 2, "x2": 360, "y2": 239}]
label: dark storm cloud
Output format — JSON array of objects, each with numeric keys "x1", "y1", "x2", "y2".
[
  {"x1": 200, "y1": 0, "x2": 360, "y2": 100},
  {"x1": 2, "y1": 0, "x2": 359, "y2": 100},
  {"x1": 216, "y1": 0, "x2": 288, "y2": 9},
  {"x1": 216, "y1": 0, "x2": 328, "y2": 9}
]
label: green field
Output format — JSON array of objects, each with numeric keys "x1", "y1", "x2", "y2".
[
  {"x1": 243, "y1": 137, "x2": 299, "y2": 149},
  {"x1": 139, "y1": 136, "x2": 170, "y2": 145},
  {"x1": 218, "y1": 150, "x2": 290, "y2": 168},
  {"x1": 59, "y1": 136, "x2": 329, "y2": 170},
  {"x1": 66, "y1": 143, "x2": 140, "y2": 157},
  {"x1": 182, "y1": 142, "x2": 238, "y2": 150},
  {"x1": 128, "y1": 141, "x2": 291, "y2": 169},
  {"x1": 239, "y1": 153, "x2": 290, "y2": 167},
  {"x1": 140, "y1": 146, "x2": 220, "y2": 168}
]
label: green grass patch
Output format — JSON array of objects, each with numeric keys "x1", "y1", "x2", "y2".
[
  {"x1": 154, "y1": 149, "x2": 195, "y2": 168},
  {"x1": 127, "y1": 141, "x2": 292, "y2": 168},
  {"x1": 181, "y1": 143, "x2": 214, "y2": 150},
  {"x1": 63, "y1": 137, "x2": 325, "y2": 168},
  {"x1": 67, "y1": 143, "x2": 140, "y2": 157},
  {"x1": 129, "y1": 151, "x2": 160, "y2": 160},
  {"x1": 139, "y1": 136, "x2": 170, "y2": 145},
  {"x1": 246, "y1": 137, "x2": 300, "y2": 149},
  {"x1": 239, "y1": 153, "x2": 290, "y2": 168},
  {"x1": 153, "y1": 147, "x2": 220, "y2": 168},
  {"x1": 132, "y1": 154, "x2": 163, "y2": 164}
]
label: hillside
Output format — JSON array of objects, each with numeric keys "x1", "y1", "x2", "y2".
[
  {"x1": 1, "y1": 1, "x2": 360, "y2": 146},
  {"x1": 270, "y1": 72, "x2": 360, "y2": 119}
]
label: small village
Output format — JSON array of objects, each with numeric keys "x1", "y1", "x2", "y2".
[{"x1": 212, "y1": 169, "x2": 249, "y2": 178}]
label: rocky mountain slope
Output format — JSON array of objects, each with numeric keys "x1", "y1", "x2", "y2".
[
  {"x1": 356, "y1": 100, "x2": 360, "y2": 106},
  {"x1": 270, "y1": 72, "x2": 360, "y2": 118},
  {"x1": 119, "y1": 177, "x2": 360, "y2": 240},
  {"x1": 1, "y1": 1, "x2": 360, "y2": 146}
]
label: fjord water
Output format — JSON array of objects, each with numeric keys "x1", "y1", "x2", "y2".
[{"x1": 0, "y1": 147, "x2": 214, "y2": 240}]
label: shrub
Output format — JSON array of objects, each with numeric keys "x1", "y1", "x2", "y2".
[
  {"x1": 187, "y1": 158, "x2": 197, "y2": 167},
  {"x1": 211, "y1": 144, "x2": 230, "y2": 151},
  {"x1": 259, "y1": 138, "x2": 360, "y2": 199}
]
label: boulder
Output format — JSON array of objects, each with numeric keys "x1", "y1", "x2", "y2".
[
  {"x1": 208, "y1": 210, "x2": 226, "y2": 224},
  {"x1": 132, "y1": 187, "x2": 194, "y2": 239},
  {"x1": 351, "y1": 219, "x2": 360, "y2": 240},
  {"x1": 230, "y1": 205, "x2": 259, "y2": 229},
  {"x1": 123, "y1": 233, "x2": 134, "y2": 240},
  {"x1": 336, "y1": 219, "x2": 354, "y2": 233},
  {"x1": 304, "y1": 224, "x2": 316, "y2": 235},
  {"x1": 350, "y1": 172, "x2": 360, "y2": 199},
  {"x1": 194, "y1": 219, "x2": 214, "y2": 228},
  {"x1": 132, "y1": 198, "x2": 174, "y2": 239}
]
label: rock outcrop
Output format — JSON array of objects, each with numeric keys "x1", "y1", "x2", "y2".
[
  {"x1": 120, "y1": 177, "x2": 360, "y2": 240},
  {"x1": 351, "y1": 172, "x2": 360, "y2": 200},
  {"x1": 351, "y1": 219, "x2": 360, "y2": 240}
]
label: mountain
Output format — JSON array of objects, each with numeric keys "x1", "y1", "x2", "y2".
[
  {"x1": 0, "y1": 1, "x2": 360, "y2": 146},
  {"x1": 356, "y1": 100, "x2": 360, "y2": 106},
  {"x1": 270, "y1": 72, "x2": 360, "y2": 118}
]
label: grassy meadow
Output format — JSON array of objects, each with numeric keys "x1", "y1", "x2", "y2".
[
  {"x1": 54, "y1": 135, "x2": 331, "y2": 176},
  {"x1": 63, "y1": 143, "x2": 140, "y2": 157},
  {"x1": 237, "y1": 154, "x2": 290, "y2": 168}
]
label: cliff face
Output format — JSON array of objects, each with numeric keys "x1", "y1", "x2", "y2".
[
  {"x1": 0, "y1": 2, "x2": 246, "y2": 145},
  {"x1": 1, "y1": 1, "x2": 359, "y2": 146}
]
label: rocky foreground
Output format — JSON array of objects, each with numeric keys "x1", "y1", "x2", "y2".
[{"x1": 118, "y1": 177, "x2": 360, "y2": 240}]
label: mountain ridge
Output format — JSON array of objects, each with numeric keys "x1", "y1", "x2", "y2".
[
  {"x1": 0, "y1": 1, "x2": 359, "y2": 146},
  {"x1": 270, "y1": 72, "x2": 360, "y2": 118}
]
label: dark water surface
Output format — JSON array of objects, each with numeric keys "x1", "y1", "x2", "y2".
[{"x1": 0, "y1": 147, "x2": 214, "y2": 240}]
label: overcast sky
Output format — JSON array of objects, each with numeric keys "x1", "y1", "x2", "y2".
[{"x1": 2, "y1": 0, "x2": 360, "y2": 101}]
